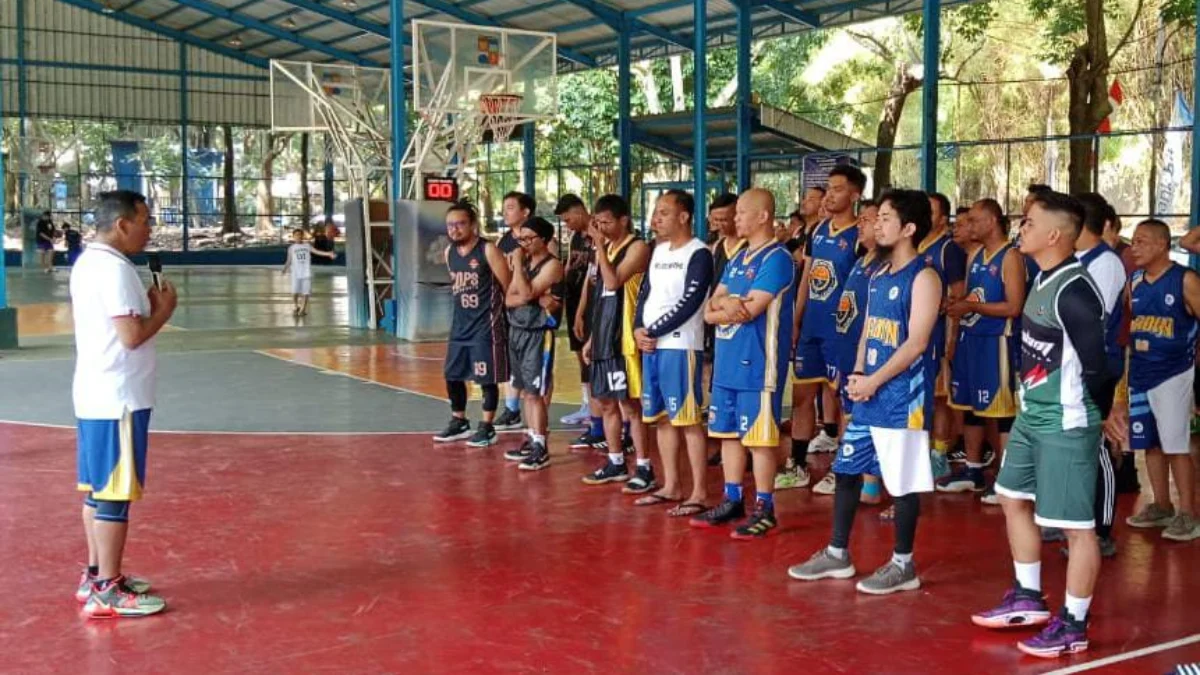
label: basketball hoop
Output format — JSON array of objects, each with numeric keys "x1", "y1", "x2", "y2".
[{"x1": 479, "y1": 93, "x2": 524, "y2": 143}]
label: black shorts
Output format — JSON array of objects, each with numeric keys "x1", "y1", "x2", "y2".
[
  {"x1": 590, "y1": 355, "x2": 642, "y2": 401},
  {"x1": 510, "y1": 328, "x2": 555, "y2": 396},
  {"x1": 444, "y1": 337, "x2": 508, "y2": 385},
  {"x1": 565, "y1": 289, "x2": 590, "y2": 353}
]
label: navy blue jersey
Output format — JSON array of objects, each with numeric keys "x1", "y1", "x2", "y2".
[
  {"x1": 920, "y1": 231, "x2": 965, "y2": 359},
  {"x1": 1078, "y1": 242, "x2": 1125, "y2": 367},
  {"x1": 961, "y1": 244, "x2": 1016, "y2": 337},
  {"x1": 801, "y1": 219, "x2": 859, "y2": 340},
  {"x1": 835, "y1": 251, "x2": 881, "y2": 352},
  {"x1": 851, "y1": 259, "x2": 937, "y2": 430},
  {"x1": 1129, "y1": 263, "x2": 1198, "y2": 390},
  {"x1": 448, "y1": 239, "x2": 505, "y2": 342},
  {"x1": 713, "y1": 242, "x2": 796, "y2": 392}
]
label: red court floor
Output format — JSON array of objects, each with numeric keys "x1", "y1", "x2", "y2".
[{"x1": 1, "y1": 421, "x2": 1198, "y2": 674}]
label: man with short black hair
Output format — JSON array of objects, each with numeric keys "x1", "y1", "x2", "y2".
[
  {"x1": 634, "y1": 190, "x2": 713, "y2": 514},
  {"x1": 788, "y1": 189, "x2": 941, "y2": 593},
  {"x1": 72, "y1": 190, "x2": 177, "y2": 618},
  {"x1": 36, "y1": 210, "x2": 57, "y2": 273},
  {"x1": 495, "y1": 191, "x2": 536, "y2": 430},
  {"x1": 555, "y1": 194, "x2": 598, "y2": 430},
  {"x1": 972, "y1": 191, "x2": 1114, "y2": 659}
]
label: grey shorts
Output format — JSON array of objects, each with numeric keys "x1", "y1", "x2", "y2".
[
  {"x1": 995, "y1": 419, "x2": 1100, "y2": 530},
  {"x1": 509, "y1": 327, "x2": 555, "y2": 396}
]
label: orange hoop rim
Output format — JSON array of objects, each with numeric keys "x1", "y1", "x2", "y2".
[{"x1": 478, "y1": 93, "x2": 523, "y2": 115}]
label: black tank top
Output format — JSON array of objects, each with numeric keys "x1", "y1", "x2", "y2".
[
  {"x1": 448, "y1": 239, "x2": 505, "y2": 342},
  {"x1": 590, "y1": 236, "x2": 638, "y2": 361},
  {"x1": 713, "y1": 237, "x2": 748, "y2": 286},
  {"x1": 508, "y1": 254, "x2": 561, "y2": 331}
]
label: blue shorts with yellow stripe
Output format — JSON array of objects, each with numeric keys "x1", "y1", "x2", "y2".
[
  {"x1": 642, "y1": 349, "x2": 705, "y2": 426},
  {"x1": 77, "y1": 408, "x2": 152, "y2": 502},
  {"x1": 708, "y1": 384, "x2": 784, "y2": 448},
  {"x1": 949, "y1": 333, "x2": 1016, "y2": 417},
  {"x1": 794, "y1": 334, "x2": 839, "y2": 386}
]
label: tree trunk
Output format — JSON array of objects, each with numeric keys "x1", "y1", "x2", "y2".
[
  {"x1": 636, "y1": 61, "x2": 663, "y2": 115},
  {"x1": 300, "y1": 133, "x2": 311, "y2": 229},
  {"x1": 670, "y1": 55, "x2": 686, "y2": 111},
  {"x1": 255, "y1": 133, "x2": 289, "y2": 236},
  {"x1": 1065, "y1": 0, "x2": 1120, "y2": 194},
  {"x1": 872, "y1": 66, "x2": 922, "y2": 199},
  {"x1": 221, "y1": 125, "x2": 239, "y2": 234}
]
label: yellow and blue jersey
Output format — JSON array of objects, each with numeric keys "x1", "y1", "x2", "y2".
[
  {"x1": 920, "y1": 231, "x2": 966, "y2": 359},
  {"x1": 960, "y1": 243, "x2": 1015, "y2": 337},
  {"x1": 1129, "y1": 263, "x2": 1198, "y2": 390},
  {"x1": 800, "y1": 218, "x2": 859, "y2": 340},
  {"x1": 834, "y1": 251, "x2": 881, "y2": 377},
  {"x1": 851, "y1": 259, "x2": 936, "y2": 431},
  {"x1": 713, "y1": 242, "x2": 796, "y2": 393}
]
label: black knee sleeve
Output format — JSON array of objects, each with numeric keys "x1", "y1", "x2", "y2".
[
  {"x1": 963, "y1": 411, "x2": 982, "y2": 427},
  {"x1": 481, "y1": 384, "x2": 499, "y2": 413},
  {"x1": 830, "y1": 473, "x2": 864, "y2": 549},
  {"x1": 892, "y1": 493, "x2": 921, "y2": 555},
  {"x1": 447, "y1": 380, "x2": 468, "y2": 413},
  {"x1": 996, "y1": 416, "x2": 1014, "y2": 434}
]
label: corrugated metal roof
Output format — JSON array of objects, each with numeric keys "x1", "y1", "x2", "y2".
[{"x1": 43, "y1": 0, "x2": 975, "y2": 73}]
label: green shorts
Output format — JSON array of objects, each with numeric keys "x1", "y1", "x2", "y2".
[{"x1": 995, "y1": 419, "x2": 1100, "y2": 530}]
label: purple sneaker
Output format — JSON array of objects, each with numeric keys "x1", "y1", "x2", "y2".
[
  {"x1": 971, "y1": 583, "x2": 1051, "y2": 629},
  {"x1": 1017, "y1": 610, "x2": 1088, "y2": 659}
]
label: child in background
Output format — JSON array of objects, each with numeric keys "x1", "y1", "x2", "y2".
[{"x1": 282, "y1": 228, "x2": 335, "y2": 316}]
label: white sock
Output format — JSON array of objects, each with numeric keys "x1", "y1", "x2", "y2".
[
  {"x1": 1064, "y1": 593, "x2": 1091, "y2": 623},
  {"x1": 826, "y1": 545, "x2": 847, "y2": 560},
  {"x1": 531, "y1": 433, "x2": 546, "y2": 446},
  {"x1": 580, "y1": 386, "x2": 590, "y2": 406},
  {"x1": 892, "y1": 551, "x2": 913, "y2": 567},
  {"x1": 609, "y1": 453, "x2": 625, "y2": 465},
  {"x1": 637, "y1": 457, "x2": 651, "y2": 468},
  {"x1": 966, "y1": 461, "x2": 987, "y2": 469},
  {"x1": 1014, "y1": 561, "x2": 1041, "y2": 592}
]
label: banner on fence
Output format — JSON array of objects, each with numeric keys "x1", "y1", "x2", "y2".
[
  {"x1": 802, "y1": 154, "x2": 856, "y2": 190},
  {"x1": 1156, "y1": 92, "x2": 1193, "y2": 217}
]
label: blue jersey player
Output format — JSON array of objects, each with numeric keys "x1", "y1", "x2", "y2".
[
  {"x1": 784, "y1": 165, "x2": 867, "y2": 490},
  {"x1": 787, "y1": 188, "x2": 942, "y2": 595},
  {"x1": 941, "y1": 199, "x2": 1026, "y2": 497},
  {"x1": 692, "y1": 188, "x2": 796, "y2": 540},
  {"x1": 1121, "y1": 219, "x2": 1200, "y2": 541},
  {"x1": 924, "y1": 193, "x2": 968, "y2": 477}
]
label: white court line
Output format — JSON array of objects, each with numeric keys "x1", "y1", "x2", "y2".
[
  {"x1": 0, "y1": 418, "x2": 438, "y2": 436},
  {"x1": 252, "y1": 349, "x2": 446, "y2": 403},
  {"x1": 1045, "y1": 633, "x2": 1200, "y2": 674}
]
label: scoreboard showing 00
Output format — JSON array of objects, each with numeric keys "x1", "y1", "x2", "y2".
[{"x1": 423, "y1": 176, "x2": 459, "y2": 202}]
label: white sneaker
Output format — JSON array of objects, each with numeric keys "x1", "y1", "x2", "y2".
[
  {"x1": 560, "y1": 405, "x2": 591, "y2": 426},
  {"x1": 810, "y1": 430, "x2": 839, "y2": 454},
  {"x1": 775, "y1": 463, "x2": 811, "y2": 490},
  {"x1": 812, "y1": 473, "x2": 837, "y2": 495}
]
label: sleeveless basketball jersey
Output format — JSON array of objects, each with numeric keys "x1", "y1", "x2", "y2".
[
  {"x1": 960, "y1": 243, "x2": 1015, "y2": 336},
  {"x1": 919, "y1": 231, "x2": 957, "y2": 358},
  {"x1": 713, "y1": 237, "x2": 748, "y2": 290},
  {"x1": 851, "y1": 259, "x2": 935, "y2": 431},
  {"x1": 1077, "y1": 242, "x2": 1124, "y2": 365},
  {"x1": 507, "y1": 254, "x2": 558, "y2": 331},
  {"x1": 801, "y1": 218, "x2": 859, "y2": 339},
  {"x1": 448, "y1": 239, "x2": 505, "y2": 343},
  {"x1": 590, "y1": 235, "x2": 643, "y2": 361},
  {"x1": 835, "y1": 250, "x2": 880, "y2": 343},
  {"x1": 713, "y1": 242, "x2": 796, "y2": 392},
  {"x1": 1018, "y1": 261, "x2": 1102, "y2": 431},
  {"x1": 1129, "y1": 263, "x2": 1198, "y2": 390}
]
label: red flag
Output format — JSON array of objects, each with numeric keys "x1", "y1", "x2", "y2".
[{"x1": 1098, "y1": 79, "x2": 1123, "y2": 134}]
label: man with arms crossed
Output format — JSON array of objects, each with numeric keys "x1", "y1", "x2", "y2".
[
  {"x1": 580, "y1": 195, "x2": 656, "y2": 493},
  {"x1": 495, "y1": 191, "x2": 536, "y2": 430},
  {"x1": 502, "y1": 217, "x2": 564, "y2": 471},
  {"x1": 433, "y1": 201, "x2": 512, "y2": 447},
  {"x1": 73, "y1": 191, "x2": 177, "y2": 618},
  {"x1": 633, "y1": 190, "x2": 714, "y2": 515},
  {"x1": 788, "y1": 189, "x2": 941, "y2": 594},
  {"x1": 971, "y1": 192, "x2": 1114, "y2": 659},
  {"x1": 692, "y1": 188, "x2": 796, "y2": 539},
  {"x1": 555, "y1": 194, "x2": 598, "y2": 429}
]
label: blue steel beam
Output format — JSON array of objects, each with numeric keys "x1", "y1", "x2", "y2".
[
  {"x1": 523, "y1": 123, "x2": 536, "y2": 197},
  {"x1": 693, "y1": 0, "x2": 708, "y2": 236},
  {"x1": 272, "y1": 0, "x2": 391, "y2": 37},
  {"x1": 617, "y1": 17, "x2": 632, "y2": 197},
  {"x1": 148, "y1": 4, "x2": 189, "y2": 22},
  {"x1": 177, "y1": 0, "x2": 258, "y2": 34},
  {"x1": 391, "y1": 0, "x2": 406, "y2": 203},
  {"x1": 180, "y1": 43, "x2": 190, "y2": 253},
  {"x1": 406, "y1": 0, "x2": 596, "y2": 67},
  {"x1": 209, "y1": 3, "x2": 299, "y2": 43},
  {"x1": 0, "y1": 28, "x2": 6, "y2": 310},
  {"x1": 164, "y1": 0, "x2": 373, "y2": 65},
  {"x1": 556, "y1": 0, "x2": 693, "y2": 51},
  {"x1": 493, "y1": 0, "x2": 562, "y2": 22},
  {"x1": 17, "y1": 0, "x2": 27, "y2": 131},
  {"x1": 0, "y1": 57, "x2": 267, "y2": 80},
  {"x1": 630, "y1": 0, "x2": 691, "y2": 17},
  {"x1": 755, "y1": 0, "x2": 819, "y2": 27},
  {"x1": 52, "y1": 0, "x2": 270, "y2": 68},
  {"x1": 735, "y1": 0, "x2": 752, "y2": 191},
  {"x1": 920, "y1": 0, "x2": 939, "y2": 191}
]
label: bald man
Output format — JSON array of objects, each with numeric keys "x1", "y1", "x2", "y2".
[{"x1": 692, "y1": 188, "x2": 797, "y2": 540}]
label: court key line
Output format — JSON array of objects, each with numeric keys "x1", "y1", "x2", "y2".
[{"x1": 1045, "y1": 633, "x2": 1200, "y2": 674}]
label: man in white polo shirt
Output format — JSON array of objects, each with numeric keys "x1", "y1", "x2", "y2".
[
  {"x1": 633, "y1": 189, "x2": 714, "y2": 515},
  {"x1": 71, "y1": 190, "x2": 177, "y2": 619}
]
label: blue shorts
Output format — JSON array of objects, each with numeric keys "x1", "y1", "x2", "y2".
[
  {"x1": 831, "y1": 422, "x2": 883, "y2": 478},
  {"x1": 794, "y1": 334, "x2": 839, "y2": 385},
  {"x1": 77, "y1": 409, "x2": 152, "y2": 502},
  {"x1": 708, "y1": 384, "x2": 783, "y2": 448},
  {"x1": 444, "y1": 335, "x2": 509, "y2": 385},
  {"x1": 950, "y1": 333, "x2": 1016, "y2": 417},
  {"x1": 642, "y1": 349, "x2": 705, "y2": 426}
]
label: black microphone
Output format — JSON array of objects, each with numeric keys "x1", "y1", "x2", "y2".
[{"x1": 147, "y1": 252, "x2": 163, "y2": 291}]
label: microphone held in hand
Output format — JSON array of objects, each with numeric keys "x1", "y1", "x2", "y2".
[{"x1": 147, "y1": 253, "x2": 163, "y2": 291}]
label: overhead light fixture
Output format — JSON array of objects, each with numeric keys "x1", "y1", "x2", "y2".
[
  {"x1": 229, "y1": 35, "x2": 244, "y2": 47},
  {"x1": 101, "y1": 0, "x2": 116, "y2": 13},
  {"x1": 342, "y1": 0, "x2": 358, "y2": 9},
  {"x1": 282, "y1": 16, "x2": 298, "y2": 29}
]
